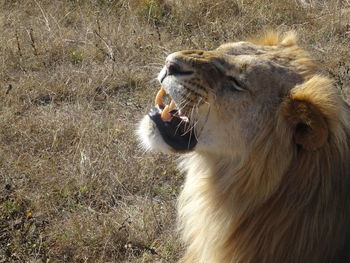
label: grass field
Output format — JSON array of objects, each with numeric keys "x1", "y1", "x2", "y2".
[{"x1": 0, "y1": 0, "x2": 349, "y2": 262}]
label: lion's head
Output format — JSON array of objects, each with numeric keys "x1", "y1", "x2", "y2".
[
  {"x1": 137, "y1": 32, "x2": 350, "y2": 263},
  {"x1": 138, "y1": 32, "x2": 346, "y2": 157}
]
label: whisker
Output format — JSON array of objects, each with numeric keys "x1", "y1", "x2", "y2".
[
  {"x1": 174, "y1": 98, "x2": 193, "y2": 135},
  {"x1": 188, "y1": 105, "x2": 196, "y2": 131},
  {"x1": 169, "y1": 90, "x2": 211, "y2": 148},
  {"x1": 194, "y1": 100, "x2": 211, "y2": 141},
  {"x1": 182, "y1": 105, "x2": 198, "y2": 136},
  {"x1": 176, "y1": 94, "x2": 192, "y2": 109},
  {"x1": 174, "y1": 111, "x2": 191, "y2": 135},
  {"x1": 187, "y1": 126, "x2": 194, "y2": 150}
]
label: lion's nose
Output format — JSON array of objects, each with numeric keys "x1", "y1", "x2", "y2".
[{"x1": 165, "y1": 60, "x2": 181, "y2": 75}]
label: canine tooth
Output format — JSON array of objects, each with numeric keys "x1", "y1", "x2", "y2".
[
  {"x1": 161, "y1": 105, "x2": 172, "y2": 121},
  {"x1": 169, "y1": 100, "x2": 176, "y2": 111},
  {"x1": 155, "y1": 86, "x2": 166, "y2": 106}
]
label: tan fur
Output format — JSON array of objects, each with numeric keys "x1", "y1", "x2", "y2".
[{"x1": 139, "y1": 32, "x2": 350, "y2": 262}]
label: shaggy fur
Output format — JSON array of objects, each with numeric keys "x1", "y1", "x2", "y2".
[{"x1": 138, "y1": 32, "x2": 350, "y2": 263}]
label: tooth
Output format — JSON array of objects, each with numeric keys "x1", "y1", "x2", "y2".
[
  {"x1": 155, "y1": 86, "x2": 166, "y2": 106},
  {"x1": 161, "y1": 100, "x2": 176, "y2": 121},
  {"x1": 168, "y1": 100, "x2": 176, "y2": 111},
  {"x1": 161, "y1": 105, "x2": 172, "y2": 121}
]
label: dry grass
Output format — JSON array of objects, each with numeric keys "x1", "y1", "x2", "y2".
[{"x1": 0, "y1": 0, "x2": 349, "y2": 262}]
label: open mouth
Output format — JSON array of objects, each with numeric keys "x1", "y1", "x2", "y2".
[{"x1": 148, "y1": 86, "x2": 197, "y2": 152}]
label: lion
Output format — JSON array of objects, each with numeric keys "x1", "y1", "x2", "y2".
[{"x1": 137, "y1": 32, "x2": 350, "y2": 263}]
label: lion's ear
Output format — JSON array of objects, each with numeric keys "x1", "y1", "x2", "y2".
[
  {"x1": 280, "y1": 76, "x2": 336, "y2": 151},
  {"x1": 282, "y1": 98, "x2": 329, "y2": 151}
]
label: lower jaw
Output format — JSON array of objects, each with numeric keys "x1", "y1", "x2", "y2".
[{"x1": 148, "y1": 107, "x2": 197, "y2": 152}]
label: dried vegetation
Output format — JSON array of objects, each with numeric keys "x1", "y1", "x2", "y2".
[{"x1": 0, "y1": 0, "x2": 349, "y2": 262}]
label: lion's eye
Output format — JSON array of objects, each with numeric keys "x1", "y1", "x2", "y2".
[{"x1": 227, "y1": 76, "x2": 245, "y2": 92}]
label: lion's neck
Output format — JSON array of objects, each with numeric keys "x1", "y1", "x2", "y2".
[
  {"x1": 177, "y1": 153, "x2": 252, "y2": 262},
  {"x1": 178, "y1": 142, "x2": 350, "y2": 263}
]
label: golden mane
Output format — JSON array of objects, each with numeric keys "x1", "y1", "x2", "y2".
[
  {"x1": 249, "y1": 31, "x2": 297, "y2": 47},
  {"x1": 248, "y1": 31, "x2": 317, "y2": 77}
]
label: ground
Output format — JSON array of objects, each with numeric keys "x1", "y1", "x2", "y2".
[{"x1": 0, "y1": 1, "x2": 349, "y2": 262}]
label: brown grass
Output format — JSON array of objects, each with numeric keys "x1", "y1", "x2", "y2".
[{"x1": 0, "y1": 0, "x2": 349, "y2": 262}]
